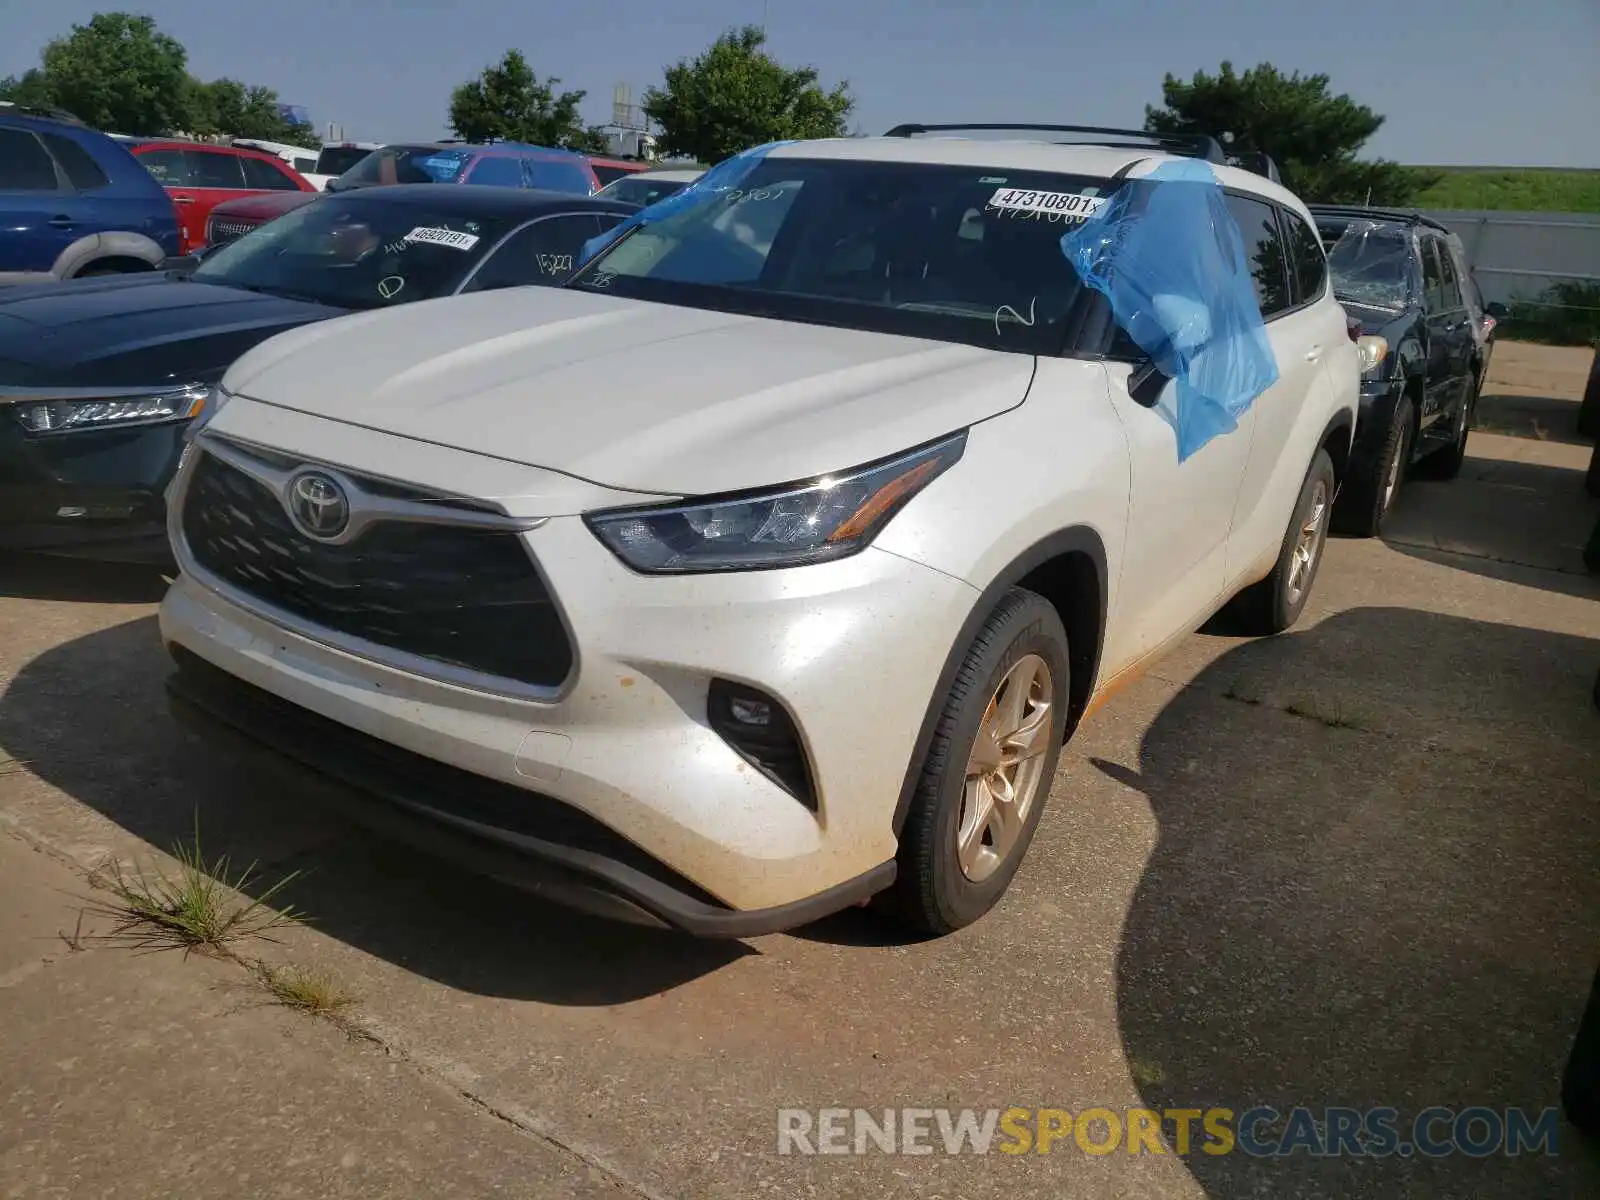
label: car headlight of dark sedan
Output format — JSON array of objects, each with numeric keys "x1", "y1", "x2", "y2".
[{"x1": 8, "y1": 383, "x2": 213, "y2": 435}]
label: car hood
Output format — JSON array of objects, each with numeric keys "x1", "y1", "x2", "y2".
[
  {"x1": 0, "y1": 274, "x2": 343, "y2": 389},
  {"x1": 209, "y1": 192, "x2": 318, "y2": 222},
  {"x1": 224, "y1": 288, "x2": 1037, "y2": 495}
]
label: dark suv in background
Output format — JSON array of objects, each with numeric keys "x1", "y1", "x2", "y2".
[
  {"x1": 0, "y1": 109, "x2": 181, "y2": 283},
  {"x1": 1310, "y1": 205, "x2": 1505, "y2": 535}
]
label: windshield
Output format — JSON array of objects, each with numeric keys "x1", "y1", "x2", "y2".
[
  {"x1": 1325, "y1": 222, "x2": 1416, "y2": 310},
  {"x1": 315, "y1": 146, "x2": 379, "y2": 176},
  {"x1": 571, "y1": 158, "x2": 1118, "y2": 355},
  {"x1": 599, "y1": 175, "x2": 694, "y2": 206},
  {"x1": 192, "y1": 196, "x2": 516, "y2": 310},
  {"x1": 335, "y1": 145, "x2": 472, "y2": 189}
]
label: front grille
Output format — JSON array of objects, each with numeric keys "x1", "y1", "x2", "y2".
[
  {"x1": 206, "y1": 218, "x2": 260, "y2": 246},
  {"x1": 180, "y1": 450, "x2": 573, "y2": 688}
]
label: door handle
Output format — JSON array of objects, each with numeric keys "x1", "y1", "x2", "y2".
[
  {"x1": 1304, "y1": 344, "x2": 1323, "y2": 362},
  {"x1": 47, "y1": 215, "x2": 74, "y2": 229},
  {"x1": 171, "y1": 194, "x2": 195, "y2": 204}
]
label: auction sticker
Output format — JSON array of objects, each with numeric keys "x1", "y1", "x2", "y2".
[
  {"x1": 403, "y1": 226, "x2": 480, "y2": 251},
  {"x1": 986, "y1": 188, "x2": 1106, "y2": 219}
]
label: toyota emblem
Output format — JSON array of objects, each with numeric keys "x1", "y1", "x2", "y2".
[{"x1": 287, "y1": 471, "x2": 350, "y2": 540}]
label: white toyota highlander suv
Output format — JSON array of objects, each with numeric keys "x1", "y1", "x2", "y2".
[{"x1": 159, "y1": 127, "x2": 1358, "y2": 937}]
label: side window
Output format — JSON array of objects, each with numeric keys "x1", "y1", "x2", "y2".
[
  {"x1": 135, "y1": 148, "x2": 190, "y2": 185},
  {"x1": 1434, "y1": 239, "x2": 1464, "y2": 311},
  {"x1": 465, "y1": 214, "x2": 614, "y2": 291},
  {"x1": 1280, "y1": 208, "x2": 1327, "y2": 306},
  {"x1": 524, "y1": 157, "x2": 597, "y2": 194},
  {"x1": 1222, "y1": 193, "x2": 1292, "y2": 319},
  {"x1": 240, "y1": 155, "x2": 299, "y2": 191},
  {"x1": 466, "y1": 156, "x2": 525, "y2": 188},
  {"x1": 292, "y1": 156, "x2": 317, "y2": 174},
  {"x1": 187, "y1": 150, "x2": 247, "y2": 189},
  {"x1": 1420, "y1": 238, "x2": 1447, "y2": 312},
  {"x1": 0, "y1": 128, "x2": 64, "y2": 191},
  {"x1": 40, "y1": 133, "x2": 110, "y2": 191}
]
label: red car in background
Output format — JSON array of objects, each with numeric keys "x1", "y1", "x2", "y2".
[
  {"x1": 202, "y1": 190, "x2": 319, "y2": 249},
  {"x1": 585, "y1": 156, "x2": 648, "y2": 187},
  {"x1": 128, "y1": 141, "x2": 316, "y2": 254}
]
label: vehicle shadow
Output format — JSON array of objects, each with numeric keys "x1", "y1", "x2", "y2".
[
  {"x1": 1475, "y1": 388, "x2": 1591, "y2": 448},
  {"x1": 0, "y1": 615, "x2": 749, "y2": 1004},
  {"x1": 1382, "y1": 454, "x2": 1600, "y2": 601},
  {"x1": 1108, "y1": 605, "x2": 1600, "y2": 1197},
  {"x1": 0, "y1": 552, "x2": 172, "y2": 604}
]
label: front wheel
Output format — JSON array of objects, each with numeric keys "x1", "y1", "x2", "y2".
[
  {"x1": 884, "y1": 588, "x2": 1070, "y2": 935},
  {"x1": 1228, "y1": 448, "x2": 1336, "y2": 636}
]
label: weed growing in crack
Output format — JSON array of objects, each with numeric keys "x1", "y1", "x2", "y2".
[{"x1": 254, "y1": 962, "x2": 358, "y2": 1017}]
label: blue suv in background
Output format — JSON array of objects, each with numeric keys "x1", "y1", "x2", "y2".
[
  {"x1": 324, "y1": 142, "x2": 601, "y2": 194},
  {"x1": 0, "y1": 108, "x2": 181, "y2": 284}
]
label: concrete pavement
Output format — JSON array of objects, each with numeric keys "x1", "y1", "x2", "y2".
[{"x1": 1, "y1": 342, "x2": 1597, "y2": 1198}]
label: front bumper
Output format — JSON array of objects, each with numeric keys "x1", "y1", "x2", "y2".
[
  {"x1": 159, "y1": 443, "x2": 980, "y2": 923},
  {"x1": 0, "y1": 418, "x2": 186, "y2": 560}
]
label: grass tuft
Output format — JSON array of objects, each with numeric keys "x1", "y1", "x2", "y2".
[
  {"x1": 1283, "y1": 697, "x2": 1366, "y2": 730},
  {"x1": 254, "y1": 962, "x2": 358, "y2": 1017},
  {"x1": 1222, "y1": 681, "x2": 1262, "y2": 706},
  {"x1": 88, "y1": 815, "x2": 302, "y2": 955}
]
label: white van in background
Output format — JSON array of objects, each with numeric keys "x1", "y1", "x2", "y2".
[{"x1": 231, "y1": 138, "x2": 333, "y2": 190}]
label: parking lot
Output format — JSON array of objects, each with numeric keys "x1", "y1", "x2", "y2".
[{"x1": 2, "y1": 343, "x2": 1598, "y2": 1198}]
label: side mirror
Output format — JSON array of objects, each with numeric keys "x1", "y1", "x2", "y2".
[
  {"x1": 1128, "y1": 357, "x2": 1171, "y2": 408},
  {"x1": 1485, "y1": 301, "x2": 1509, "y2": 320}
]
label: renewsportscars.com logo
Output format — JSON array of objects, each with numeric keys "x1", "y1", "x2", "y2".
[{"x1": 777, "y1": 1106, "x2": 1564, "y2": 1158}]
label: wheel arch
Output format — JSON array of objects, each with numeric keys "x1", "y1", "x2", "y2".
[
  {"x1": 890, "y1": 525, "x2": 1108, "y2": 835},
  {"x1": 52, "y1": 231, "x2": 166, "y2": 279}
]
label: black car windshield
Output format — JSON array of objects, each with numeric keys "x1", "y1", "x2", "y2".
[
  {"x1": 1326, "y1": 222, "x2": 1416, "y2": 310},
  {"x1": 570, "y1": 158, "x2": 1120, "y2": 355},
  {"x1": 192, "y1": 196, "x2": 516, "y2": 310},
  {"x1": 315, "y1": 146, "x2": 378, "y2": 176},
  {"x1": 333, "y1": 145, "x2": 473, "y2": 189},
  {"x1": 599, "y1": 174, "x2": 695, "y2": 206}
]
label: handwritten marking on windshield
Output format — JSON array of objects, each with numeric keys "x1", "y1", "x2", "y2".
[
  {"x1": 377, "y1": 276, "x2": 405, "y2": 300},
  {"x1": 723, "y1": 188, "x2": 786, "y2": 204},
  {"x1": 537, "y1": 253, "x2": 574, "y2": 276},
  {"x1": 994, "y1": 296, "x2": 1038, "y2": 337}
]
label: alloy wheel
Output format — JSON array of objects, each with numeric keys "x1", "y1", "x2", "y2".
[
  {"x1": 957, "y1": 654, "x2": 1054, "y2": 883},
  {"x1": 1286, "y1": 478, "x2": 1329, "y2": 608}
]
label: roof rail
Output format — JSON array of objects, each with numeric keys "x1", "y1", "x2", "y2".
[
  {"x1": 1306, "y1": 203, "x2": 1451, "y2": 234},
  {"x1": 1224, "y1": 150, "x2": 1282, "y2": 185},
  {"x1": 0, "y1": 101, "x2": 86, "y2": 125},
  {"x1": 882, "y1": 123, "x2": 1226, "y2": 165}
]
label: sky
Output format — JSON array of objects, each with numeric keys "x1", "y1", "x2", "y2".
[{"x1": 3, "y1": 0, "x2": 1598, "y2": 168}]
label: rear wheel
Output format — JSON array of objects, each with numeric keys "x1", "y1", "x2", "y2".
[
  {"x1": 1229, "y1": 448, "x2": 1336, "y2": 636},
  {"x1": 884, "y1": 588, "x2": 1070, "y2": 935}
]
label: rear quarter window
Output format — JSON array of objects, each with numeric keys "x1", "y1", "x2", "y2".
[
  {"x1": 524, "y1": 157, "x2": 595, "y2": 194},
  {"x1": 40, "y1": 132, "x2": 110, "y2": 190}
]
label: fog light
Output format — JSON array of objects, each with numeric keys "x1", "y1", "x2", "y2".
[
  {"x1": 729, "y1": 695, "x2": 772, "y2": 727},
  {"x1": 707, "y1": 679, "x2": 817, "y2": 811}
]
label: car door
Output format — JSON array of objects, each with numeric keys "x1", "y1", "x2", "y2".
[
  {"x1": 1224, "y1": 199, "x2": 1345, "y2": 585},
  {"x1": 146, "y1": 148, "x2": 251, "y2": 254},
  {"x1": 460, "y1": 213, "x2": 627, "y2": 291},
  {"x1": 0, "y1": 125, "x2": 83, "y2": 279},
  {"x1": 1430, "y1": 237, "x2": 1476, "y2": 421},
  {"x1": 1099, "y1": 193, "x2": 1282, "y2": 664},
  {"x1": 1417, "y1": 236, "x2": 1462, "y2": 431},
  {"x1": 239, "y1": 153, "x2": 311, "y2": 196}
]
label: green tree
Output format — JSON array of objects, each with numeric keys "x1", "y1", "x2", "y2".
[
  {"x1": 447, "y1": 50, "x2": 606, "y2": 151},
  {"x1": 1144, "y1": 62, "x2": 1439, "y2": 205},
  {"x1": 36, "y1": 12, "x2": 191, "y2": 135},
  {"x1": 0, "y1": 69, "x2": 58, "y2": 112},
  {"x1": 187, "y1": 78, "x2": 309, "y2": 143},
  {"x1": 643, "y1": 25, "x2": 853, "y2": 165}
]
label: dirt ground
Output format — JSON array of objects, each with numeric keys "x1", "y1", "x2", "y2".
[{"x1": 1, "y1": 343, "x2": 1597, "y2": 1199}]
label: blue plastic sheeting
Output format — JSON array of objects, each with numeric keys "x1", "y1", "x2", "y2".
[
  {"x1": 1061, "y1": 158, "x2": 1279, "y2": 461},
  {"x1": 578, "y1": 140, "x2": 798, "y2": 265},
  {"x1": 416, "y1": 151, "x2": 469, "y2": 182}
]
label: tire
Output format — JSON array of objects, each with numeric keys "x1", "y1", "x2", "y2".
[
  {"x1": 1228, "y1": 448, "x2": 1336, "y2": 636},
  {"x1": 1412, "y1": 374, "x2": 1477, "y2": 481},
  {"x1": 1332, "y1": 393, "x2": 1414, "y2": 537},
  {"x1": 883, "y1": 588, "x2": 1071, "y2": 935}
]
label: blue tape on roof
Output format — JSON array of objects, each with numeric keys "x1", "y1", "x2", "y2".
[
  {"x1": 578, "y1": 140, "x2": 798, "y2": 265},
  {"x1": 1061, "y1": 158, "x2": 1279, "y2": 461}
]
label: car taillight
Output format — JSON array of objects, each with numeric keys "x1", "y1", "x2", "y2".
[
  {"x1": 1481, "y1": 315, "x2": 1497, "y2": 337},
  {"x1": 1346, "y1": 315, "x2": 1362, "y2": 342}
]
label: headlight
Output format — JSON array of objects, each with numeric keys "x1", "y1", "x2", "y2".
[
  {"x1": 183, "y1": 385, "x2": 231, "y2": 442},
  {"x1": 1356, "y1": 335, "x2": 1389, "y2": 375},
  {"x1": 586, "y1": 432, "x2": 967, "y2": 573},
  {"x1": 12, "y1": 383, "x2": 212, "y2": 435}
]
